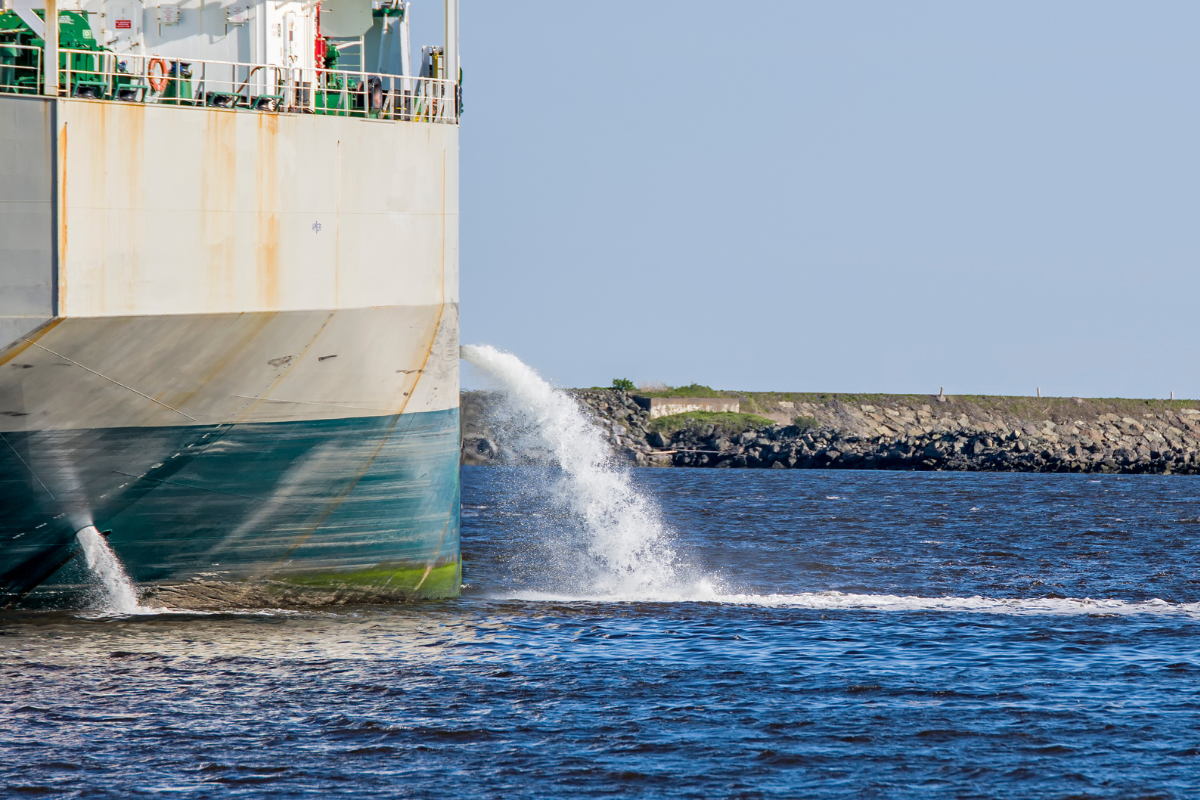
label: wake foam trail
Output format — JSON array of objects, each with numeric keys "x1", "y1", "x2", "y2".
[
  {"x1": 76, "y1": 526, "x2": 150, "y2": 615},
  {"x1": 461, "y1": 344, "x2": 703, "y2": 597},
  {"x1": 496, "y1": 589, "x2": 1200, "y2": 618}
]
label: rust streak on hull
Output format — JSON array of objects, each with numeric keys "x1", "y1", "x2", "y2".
[
  {"x1": 57, "y1": 117, "x2": 67, "y2": 313},
  {"x1": 255, "y1": 114, "x2": 280, "y2": 310},
  {"x1": 202, "y1": 110, "x2": 238, "y2": 310}
]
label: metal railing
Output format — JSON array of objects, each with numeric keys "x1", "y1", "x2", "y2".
[
  {"x1": 0, "y1": 43, "x2": 41, "y2": 94},
  {"x1": 0, "y1": 46, "x2": 456, "y2": 124}
]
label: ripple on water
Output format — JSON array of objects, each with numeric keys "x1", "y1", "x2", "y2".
[{"x1": 4, "y1": 469, "x2": 1200, "y2": 797}]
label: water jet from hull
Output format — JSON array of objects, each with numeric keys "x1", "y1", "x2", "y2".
[{"x1": 75, "y1": 526, "x2": 142, "y2": 614}]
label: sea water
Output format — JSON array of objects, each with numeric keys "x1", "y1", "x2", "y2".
[
  {"x1": 3, "y1": 352, "x2": 1200, "y2": 796},
  {"x1": 3, "y1": 469, "x2": 1200, "y2": 797}
]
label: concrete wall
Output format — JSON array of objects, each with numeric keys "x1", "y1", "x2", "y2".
[
  {"x1": 634, "y1": 396, "x2": 741, "y2": 419},
  {"x1": 0, "y1": 97, "x2": 55, "y2": 346}
]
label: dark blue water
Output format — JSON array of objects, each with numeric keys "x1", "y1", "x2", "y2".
[{"x1": 5, "y1": 468, "x2": 1200, "y2": 798}]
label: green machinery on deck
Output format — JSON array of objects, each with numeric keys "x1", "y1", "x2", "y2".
[
  {"x1": 0, "y1": 10, "x2": 114, "y2": 96},
  {"x1": 0, "y1": 7, "x2": 441, "y2": 117}
]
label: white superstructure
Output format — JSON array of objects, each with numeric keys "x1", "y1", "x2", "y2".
[{"x1": 8, "y1": 0, "x2": 433, "y2": 76}]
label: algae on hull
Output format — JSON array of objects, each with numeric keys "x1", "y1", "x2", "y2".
[{"x1": 142, "y1": 561, "x2": 463, "y2": 610}]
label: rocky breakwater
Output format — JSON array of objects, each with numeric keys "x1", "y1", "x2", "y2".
[
  {"x1": 663, "y1": 397, "x2": 1200, "y2": 473},
  {"x1": 463, "y1": 389, "x2": 1200, "y2": 474}
]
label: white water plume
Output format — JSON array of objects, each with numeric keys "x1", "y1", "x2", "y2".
[
  {"x1": 76, "y1": 526, "x2": 143, "y2": 614},
  {"x1": 461, "y1": 344, "x2": 708, "y2": 598}
]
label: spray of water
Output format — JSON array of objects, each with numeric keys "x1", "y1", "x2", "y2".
[
  {"x1": 462, "y1": 345, "x2": 1185, "y2": 616},
  {"x1": 461, "y1": 344, "x2": 720, "y2": 599},
  {"x1": 76, "y1": 526, "x2": 144, "y2": 614}
]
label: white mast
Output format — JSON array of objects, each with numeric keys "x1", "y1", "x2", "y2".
[
  {"x1": 13, "y1": 0, "x2": 58, "y2": 95},
  {"x1": 444, "y1": 0, "x2": 457, "y2": 85},
  {"x1": 42, "y1": 0, "x2": 56, "y2": 96}
]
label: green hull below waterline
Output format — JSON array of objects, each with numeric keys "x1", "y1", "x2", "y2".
[
  {"x1": 140, "y1": 561, "x2": 464, "y2": 610},
  {"x1": 2, "y1": 411, "x2": 463, "y2": 610}
]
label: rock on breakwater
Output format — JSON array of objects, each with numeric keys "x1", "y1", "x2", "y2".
[{"x1": 462, "y1": 390, "x2": 1200, "y2": 474}]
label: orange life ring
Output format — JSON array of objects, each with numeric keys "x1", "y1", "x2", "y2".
[{"x1": 147, "y1": 58, "x2": 169, "y2": 92}]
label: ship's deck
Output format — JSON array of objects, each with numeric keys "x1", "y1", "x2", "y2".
[{"x1": 0, "y1": 42, "x2": 457, "y2": 123}]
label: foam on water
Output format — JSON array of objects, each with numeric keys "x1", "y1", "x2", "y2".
[
  {"x1": 461, "y1": 344, "x2": 701, "y2": 597},
  {"x1": 76, "y1": 525, "x2": 146, "y2": 615},
  {"x1": 495, "y1": 589, "x2": 1200, "y2": 617}
]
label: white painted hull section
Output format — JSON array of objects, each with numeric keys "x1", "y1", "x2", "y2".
[
  {"x1": 0, "y1": 304, "x2": 459, "y2": 432},
  {"x1": 0, "y1": 94, "x2": 460, "y2": 429},
  {"x1": 58, "y1": 99, "x2": 459, "y2": 317},
  {"x1": 1, "y1": 94, "x2": 459, "y2": 323}
]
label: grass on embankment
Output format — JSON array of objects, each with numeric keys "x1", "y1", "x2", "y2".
[
  {"x1": 628, "y1": 386, "x2": 1199, "y2": 422},
  {"x1": 734, "y1": 393, "x2": 1199, "y2": 422},
  {"x1": 635, "y1": 384, "x2": 725, "y2": 398},
  {"x1": 649, "y1": 411, "x2": 776, "y2": 436}
]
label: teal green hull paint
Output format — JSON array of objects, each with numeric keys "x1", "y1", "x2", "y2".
[{"x1": 0, "y1": 409, "x2": 461, "y2": 607}]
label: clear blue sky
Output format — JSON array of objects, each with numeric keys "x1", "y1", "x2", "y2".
[{"x1": 442, "y1": 1, "x2": 1200, "y2": 397}]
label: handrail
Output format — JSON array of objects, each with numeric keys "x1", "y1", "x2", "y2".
[
  {"x1": 0, "y1": 42, "x2": 42, "y2": 96},
  {"x1": 0, "y1": 44, "x2": 457, "y2": 124},
  {"x1": 234, "y1": 64, "x2": 265, "y2": 97}
]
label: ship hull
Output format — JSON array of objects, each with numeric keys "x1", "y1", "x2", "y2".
[
  {"x1": 0, "y1": 94, "x2": 461, "y2": 608},
  {"x1": 3, "y1": 411, "x2": 461, "y2": 608},
  {"x1": 0, "y1": 304, "x2": 462, "y2": 609}
]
